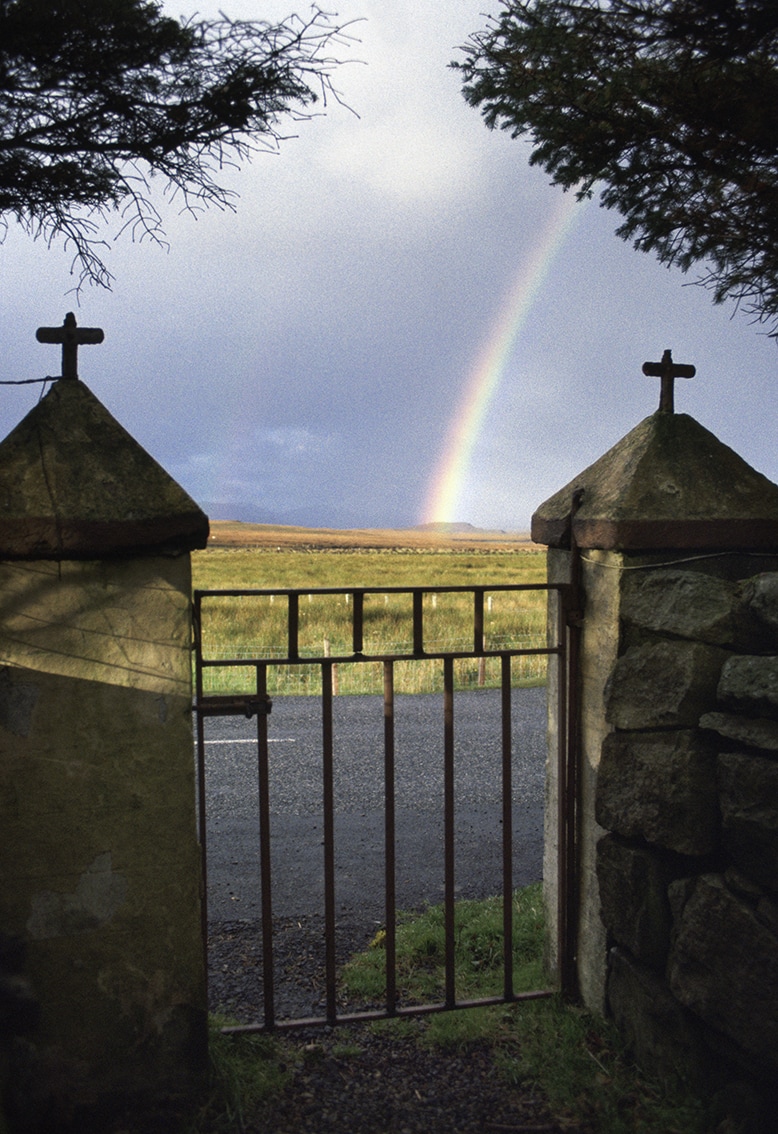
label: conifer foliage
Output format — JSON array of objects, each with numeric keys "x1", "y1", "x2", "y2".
[{"x1": 456, "y1": 1, "x2": 778, "y2": 332}]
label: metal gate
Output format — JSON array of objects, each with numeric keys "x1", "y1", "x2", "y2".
[{"x1": 193, "y1": 580, "x2": 580, "y2": 1034}]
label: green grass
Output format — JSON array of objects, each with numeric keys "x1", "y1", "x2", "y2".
[
  {"x1": 192, "y1": 547, "x2": 550, "y2": 696},
  {"x1": 340, "y1": 886, "x2": 545, "y2": 1007},
  {"x1": 496, "y1": 998, "x2": 712, "y2": 1134},
  {"x1": 192, "y1": 546, "x2": 546, "y2": 592}
]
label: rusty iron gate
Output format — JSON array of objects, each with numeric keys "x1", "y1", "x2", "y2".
[{"x1": 193, "y1": 580, "x2": 580, "y2": 1034}]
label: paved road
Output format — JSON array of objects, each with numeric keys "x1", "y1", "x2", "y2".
[{"x1": 201, "y1": 686, "x2": 547, "y2": 926}]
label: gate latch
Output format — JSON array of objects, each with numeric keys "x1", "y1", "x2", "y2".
[{"x1": 194, "y1": 695, "x2": 273, "y2": 719}]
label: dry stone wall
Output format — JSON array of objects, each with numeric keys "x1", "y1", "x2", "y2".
[{"x1": 594, "y1": 565, "x2": 778, "y2": 1106}]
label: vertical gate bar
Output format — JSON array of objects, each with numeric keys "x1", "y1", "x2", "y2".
[
  {"x1": 352, "y1": 591, "x2": 364, "y2": 655},
  {"x1": 501, "y1": 653, "x2": 514, "y2": 1001},
  {"x1": 195, "y1": 706, "x2": 209, "y2": 992},
  {"x1": 321, "y1": 663, "x2": 337, "y2": 1023},
  {"x1": 443, "y1": 656, "x2": 456, "y2": 1009},
  {"x1": 256, "y1": 663, "x2": 275, "y2": 1029},
  {"x1": 193, "y1": 591, "x2": 205, "y2": 706},
  {"x1": 564, "y1": 584, "x2": 582, "y2": 998},
  {"x1": 565, "y1": 622, "x2": 580, "y2": 999},
  {"x1": 288, "y1": 593, "x2": 299, "y2": 660},
  {"x1": 413, "y1": 590, "x2": 424, "y2": 655},
  {"x1": 383, "y1": 661, "x2": 397, "y2": 1015},
  {"x1": 192, "y1": 594, "x2": 209, "y2": 983},
  {"x1": 473, "y1": 590, "x2": 485, "y2": 655},
  {"x1": 556, "y1": 587, "x2": 570, "y2": 997}
]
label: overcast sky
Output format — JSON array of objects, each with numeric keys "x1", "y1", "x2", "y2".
[{"x1": 2, "y1": 0, "x2": 777, "y2": 532}]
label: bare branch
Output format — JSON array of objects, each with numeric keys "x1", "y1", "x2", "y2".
[{"x1": 0, "y1": 0, "x2": 361, "y2": 290}]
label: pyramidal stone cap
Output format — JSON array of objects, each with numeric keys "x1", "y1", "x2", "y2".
[
  {"x1": 0, "y1": 379, "x2": 209, "y2": 558},
  {"x1": 531, "y1": 412, "x2": 778, "y2": 551}
]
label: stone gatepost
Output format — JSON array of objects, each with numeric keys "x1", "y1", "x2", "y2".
[
  {"x1": 532, "y1": 353, "x2": 778, "y2": 1106},
  {"x1": 0, "y1": 316, "x2": 209, "y2": 1127}
]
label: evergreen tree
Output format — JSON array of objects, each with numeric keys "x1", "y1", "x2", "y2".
[{"x1": 456, "y1": 0, "x2": 778, "y2": 332}]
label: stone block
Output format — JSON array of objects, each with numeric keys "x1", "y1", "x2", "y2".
[
  {"x1": 700, "y1": 712, "x2": 778, "y2": 752},
  {"x1": 596, "y1": 730, "x2": 719, "y2": 855},
  {"x1": 606, "y1": 947, "x2": 712, "y2": 1094},
  {"x1": 717, "y1": 656, "x2": 778, "y2": 720},
  {"x1": 667, "y1": 874, "x2": 778, "y2": 1069},
  {"x1": 621, "y1": 569, "x2": 760, "y2": 648},
  {"x1": 718, "y1": 752, "x2": 778, "y2": 891},
  {"x1": 596, "y1": 835, "x2": 672, "y2": 968},
  {"x1": 605, "y1": 640, "x2": 728, "y2": 729},
  {"x1": 741, "y1": 572, "x2": 778, "y2": 631}
]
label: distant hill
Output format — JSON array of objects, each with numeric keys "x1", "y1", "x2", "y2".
[
  {"x1": 413, "y1": 522, "x2": 495, "y2": 534},
  {"x1": 199, "y1": 502, "x2": 281, "y2": 524}
]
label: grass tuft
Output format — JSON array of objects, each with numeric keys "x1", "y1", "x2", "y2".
[
  {"x1": 341, "y1": 885, "x2": 545, "y2": 1009},
  {"x1": 185, "y1": 1017, "x2": 293, "y2": 1133}
]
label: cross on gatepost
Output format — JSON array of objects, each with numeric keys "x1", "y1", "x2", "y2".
[
  {"x1": 36, "y1": 312, "x2": 105, "y2": 380},
  {"x1": 641, "y1": 349, "x2": 696, "y2": 414}
]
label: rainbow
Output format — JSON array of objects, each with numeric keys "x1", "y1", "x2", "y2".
[{"x1": 420, "y1": 195, "x2": 583, "y2": 525}]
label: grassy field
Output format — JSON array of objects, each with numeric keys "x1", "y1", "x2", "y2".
[
  {"x1": 200, "y1": 519, "x2": 539, "y2": 553},
  {"x1": 192, "y1": 523, "x2": 549, "y2": 697}
]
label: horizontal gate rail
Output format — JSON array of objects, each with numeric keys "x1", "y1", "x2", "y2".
[
  {"x1": 195, "y1": 584, "x2": 563, "y2": 668},
  {"x1": 193, "y1": 582, "x2": 575, "y2": 1033}
]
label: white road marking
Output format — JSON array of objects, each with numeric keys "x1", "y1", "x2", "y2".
[{"x1": 205, "y1": 738, "x2": 296, "y2": 744}]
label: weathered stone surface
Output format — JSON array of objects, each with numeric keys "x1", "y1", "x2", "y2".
[
  {"x1": 607, "y1": 947, "x2": 713, "y2": 1093},
  {"x1": 741, "y1": 572, "x2": 778, "y2": 631},
  {"x1": 757, "y1": 894, "x2": 778, "y2": 936},
  {"x1": 700, "y1": 711, "x2": 778, "y2": 752},
  {"x1": 596, "y1": 835, "x2": 672, "y2": 968},
  {"x1": 604, "y1": 640, "x2": 728, "y2": 729},
  {"x1": 0, "y1": 552, "x2": 207, "y2": 1114},
  {"x1": 531, "y1": 412, "x2": 778, "y2": 550},
  {"x1": 717, "y1": 656, "x2": 778, "y2": 719},
  {"x1": 667, "y1": 873, "x2": 778, "y2": 1067},
  {"x1": 545, "y1": 548, "x2": 616, "y2": 1016},
  {"x1": 0, "y1": 558, "x2": 191, "y2": 697},
  {"x1": 621, "y1": 569, "x2": 760, "y2": 648},
  {"x1": 596, "y1": 730, "x2": 719, "y2": 854},
  {"x1": 0, "y1": 666, "x2": 38, "y2": 736},
  {"x1": 718, "y1": 753, "x2": 778, "y2": 891},
  {"x1": 724, "y1": 865, "x2": 766, "y2": 904},
  {"x1": 0, "y1": 378, "x2": 208, "y2": 557}
]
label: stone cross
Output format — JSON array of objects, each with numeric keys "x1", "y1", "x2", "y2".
[
  {"x1": 36, "y1": 312, "x2": 104, "y2": 380},
  {"x1": 641, "y1": 349, "x2": 696, "y2": 414}
]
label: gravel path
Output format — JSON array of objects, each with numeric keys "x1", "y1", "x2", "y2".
[{"x1": 251, "y1": 1027, "x2": 579, "y2": 1134}]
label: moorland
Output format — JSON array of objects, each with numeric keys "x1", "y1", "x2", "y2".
[{"x1": 191, "y1": 522, "x2": 549, "y2": 696}]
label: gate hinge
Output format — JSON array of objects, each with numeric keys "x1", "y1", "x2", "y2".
[{"x1": 566, "y1": 608, "x2": 584, "y2": 630}]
